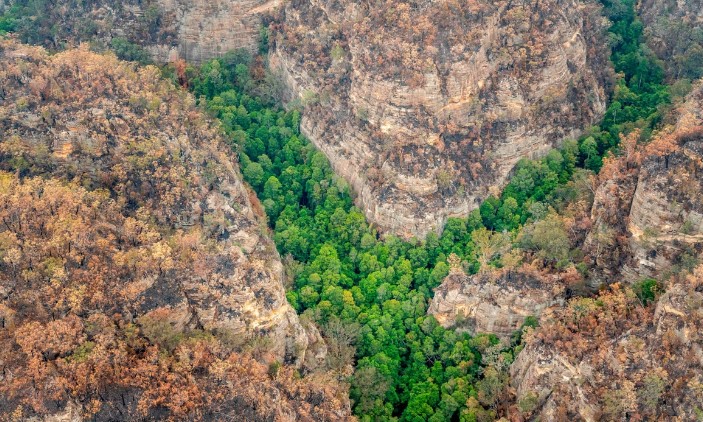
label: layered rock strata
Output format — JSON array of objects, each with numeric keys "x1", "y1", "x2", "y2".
[
  {"x1": 428, "y1": 268, "x2": 565, "y2": 339},
  {"x1": 510, "y1": 83, "x2": 703, "y2": 422},
  {"x1": 0, "y1": 0, "x2": 278, "y2": 63},
  {"x1": 584, "y1": 82, "x2": 703, "y2": 285},
  {"x1": 149, "y1": 0, "x2": 281, "y2": 62},
  {"x1": 271, "y1": 0, "x2": 611, "y2": 238}
]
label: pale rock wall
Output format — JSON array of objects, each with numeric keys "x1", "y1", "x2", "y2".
[
  {"x1": 427, "y1": 269, "x2": 565, "y2": 339},
  {"x1": 1, "y1": 0, "x2": 277, "y2": 63},
  {"x1": 624, "y1": 139, "x2": 703, "y2": 280},
  {"x1": 584, "y1": 82, "x2": 703, "y2": 285},
  {"x1": 149, "y1": 0, "x2": 281, "y2": 63},
  {"x1": 510, "y1": 268, "x2": 703, "y2": 421},
  {"x1": 272, "y1": 0, "x2": 610, "y2": 238},
  {"x1": 510, "y1": 338, "x2": 600, "y2": 421}
]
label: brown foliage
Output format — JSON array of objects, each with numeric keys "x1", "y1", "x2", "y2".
[
  {"x1": 518, "y1": 267, "x2": 703, "y2": 420},
  {"x1": 0, "y1": 40, "x2": 350, "y2": 420}
]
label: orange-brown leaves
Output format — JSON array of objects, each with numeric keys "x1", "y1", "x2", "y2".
[{"x1": 0, "y1": 39, "x2": 350, "y2": 419}]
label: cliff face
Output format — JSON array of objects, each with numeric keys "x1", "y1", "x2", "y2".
[
  {"x1": 271, "y1": 0, "x2": 610, "y2": 238},
  {"x1": 1, "y1": 0, "x2": 278, "y2": 63},
  {"x1": 584, "y1": 83, "x2": 703, "y2": 285},
  {"x1": 428, "y1": 268, "x2": 565, "y2": 339},
  {"x1": 510, "y1": 271, "x2": 703, "y2": 421},
  {"x1": 509, "y1": 84, "x2": 703, "y2": 421},
  {"x1": 0, "y1": 41, "x2": 349, "y2": 419},
  {"x1": 149, "y1": 0, "x2": 280, "y2": 62}
]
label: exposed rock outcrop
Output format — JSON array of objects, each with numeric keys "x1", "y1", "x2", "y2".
[
  {"x1": 1, "y1": 0, "x2": 278, "y2": 63},
  {"x1": 271, "y1": 0, "x2": 610, "y2": 238},
  {"x1": 428, "y1": 268, "x2": 565, "y2": 339},
  {"x1": 0, "y1": 40, "x2": 350, "y2": 419},
  {"x1": 509, "y1": 84, "x2": 703, "y2": 422},
  {"x1": 584, "y1": 82, "x2": 703, "y2": 285},
  {"x1": 149, "y1": 0, "x2": 280, "y2": 63},
  {"x1": 510, "y1": 270, "x2": 703, "y2": 421}
]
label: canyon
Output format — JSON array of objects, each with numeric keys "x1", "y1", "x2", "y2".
[
  {"x1": 2, "y1": 0, "x2": 613, "y2": 238},
  {"x1": 2, "y1": 0, "x2": 703, "y2": 419}
]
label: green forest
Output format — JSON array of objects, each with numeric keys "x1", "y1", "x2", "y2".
[
  {"x1": 181, "y1": 53, "x2": 506, "y2": 421},
  {"x1": 0, "y1": 0, "x2": 687, "y2": 418},
  {"x1": 155, "y1": 0, "x2": 676, "y2": 419}
]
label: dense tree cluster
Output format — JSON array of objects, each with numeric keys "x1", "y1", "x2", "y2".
[
  {"x1": 1, "y1": 0, "x2": 699, "y2": 418},
  {"x1": 181, "y1": 50, "x2": 531, "y2": 420},
  {"x1": 583, "y1": 0, "x2": 672, "y2": 167},
  {"x1": 178, "y1": 0, "x2": 689, "y2": 417}
]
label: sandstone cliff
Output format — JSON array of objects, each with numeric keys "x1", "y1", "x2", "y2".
[
  {"x1": 508, "y1": 83, "x2": 703, "y2": 421},
  {"x1": 510, "y1": 270, "x2": 703, "y2": 421},
  {"x1": 584, "y1": 82, "x2": 703, "y2": 285},
  {"x1": 1, "y1": 0, "x2": 278, "y2": 63},
  {"x1": 149, "y1": 0, "x2": 280, "y2": 63},
  {"x1": 428, "y1": 268, "x2": 565, "y2": 340},
  {"x1": 0, "y1": 40, "x2": 349, "y2": 419},
  {"x1": 270, "y1": 0, "x2": 610, "y2": 238}
]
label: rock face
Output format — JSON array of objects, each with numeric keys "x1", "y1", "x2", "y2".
[
  {"x1": 271, "y1": 0, "x2": 610, "y2": 238},
  {"x1": 149, "y1": 0, "x2": 280, "y2": 62},
  {"x1": 584, "y1": 82, "x2": 703, "y2": 285},
  {"x1": 0, "y1": 40, "x2": 350, "y2": 419},
  {"x1": 510, "y1": 270, "x2": 703, "y2": 422},
  {"x1": 509, "y1": 84, "x2": 703, "y2": 422},
  {"x1": 1, "y1": 0, "x2": 278, "y2": 63},
  {"x1": 428, "y1": 268, "x2": 565, "y2": 339}
]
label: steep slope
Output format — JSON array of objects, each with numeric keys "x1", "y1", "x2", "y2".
[
  {"x1": 584, "y1": 82, "x2": 703, "y2": 285},
  {"x1": 0, "y1": 40, "x2": 349, "y2": 419},
  {"x1": 270, "y1": 0, "x2": 611, "y2": 238},
  {"x1": 509, "y1": 83, "x2": 703, "y2": 421},
  {"x1": 149, "y1": 0, "x2": 280, "y2": 62},
  {"x1": 638, "y1": 0, "x2": 703, "y2": 79},
  {"x1": 510, "y1": 271, "x2": 703, "y2": 421},
  {"x1": 1, "y1": 0, "x2": 278, "y2": 62}
]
